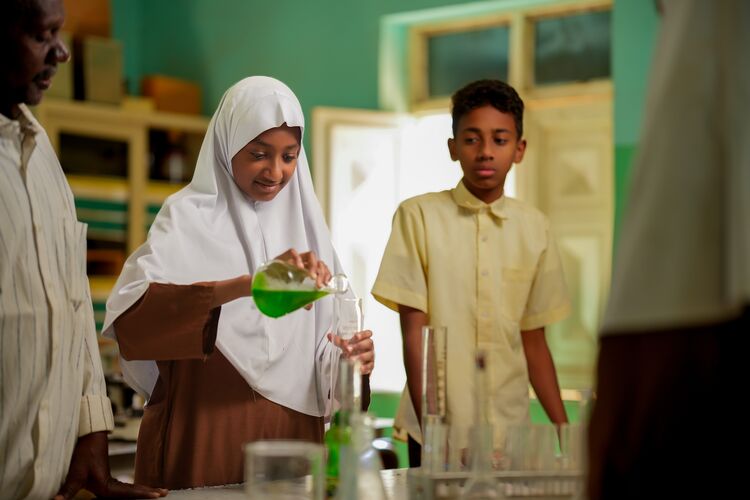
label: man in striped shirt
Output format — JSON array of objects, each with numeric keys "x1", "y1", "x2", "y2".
[{"x1": 0, "y1": 1, "x2": 167, "y2": 498}]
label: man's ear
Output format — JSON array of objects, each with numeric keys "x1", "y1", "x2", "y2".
[
  {"x1": 513, "y1": 138, "x2": 527, "y2": 163},
  {"x1": 447, "y1": 138, "x2": 458, "y2": 161}
]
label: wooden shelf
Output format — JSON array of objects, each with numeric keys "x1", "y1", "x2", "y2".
[
  {"x1": 35, "y1": 98, "x2": 209, "y2": 134},
  {"x1": 34, "y1": 99, "x2": 209, "y2": 350},
  {"x1": 35, "y1": 98, "x2": 208, "y2": 250},
  {"x1": 90, "y1": 275, "x2": 119, "y2": 301},
  {"x1": 146, "y1": 180, "x2": 187, "y2": 204},
  {"x1": 68, "y1": 174, "x2": 129, "y2": 200}
]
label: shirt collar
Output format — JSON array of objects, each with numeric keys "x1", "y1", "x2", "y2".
[
  {"x1": 450, "y1": 180, "x2": 508, "y2": 219},
  {"x1": 0, "y1": 104, "x2": 40, "y2": 138}
]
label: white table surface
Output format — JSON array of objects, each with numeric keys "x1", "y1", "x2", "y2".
[{"x1": 165, "y1": 468, "x2": 410, "y2": 499}]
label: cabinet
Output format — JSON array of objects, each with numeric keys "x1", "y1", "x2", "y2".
[{"x1": 34, "y1": 98, "x2": 209, "y2": 373}]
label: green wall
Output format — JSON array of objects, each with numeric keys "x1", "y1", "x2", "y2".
[
  {"x1": 611, "y1": 0, "x2": 659, "y2": 238},
  {"x1": 114, "y1": 0, "x2": 661, "y2": 235},
  {"x1": 113, "y1": 0, "x2": 479, "y2": 121},
  {"x1": 111, "y1": 0, "x2": 143, "y2": 96}
]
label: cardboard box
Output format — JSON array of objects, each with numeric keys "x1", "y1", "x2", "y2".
[
  {"x1": 75, "y1": 36, "x2": 123, "y2": 105},
  {"x1": 141, "y1": 75, "x2": 202, "y2": 115},
  {"x1": 63, "y1": 0, "x2": 111, "y2": 37},
  {"x1": 46, "y1": 31, "x2": 74, "y2": 100},
  {"x1": 121, "y1": 96, "x2": 156, "y2": 113}
]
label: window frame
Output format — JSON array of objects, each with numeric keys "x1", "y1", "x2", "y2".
[{"x1": 407, "y1": 0, "x2": 612, "y2": 112}]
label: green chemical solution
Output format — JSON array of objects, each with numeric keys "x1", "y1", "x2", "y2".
[
  {"x1": 253, "y1": 288, "x2": 328, "y2": 318},
  {"x1": 325, "y1": 410, "x2": 351, "y2": 498},
  {"x1": 251, "y1": 260, "x2": 348, "y2": 318},
  {"x1": 251, "y1": 271, "x2": 328, "y2": 318}
]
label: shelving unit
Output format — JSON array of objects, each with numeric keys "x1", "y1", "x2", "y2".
[
  {"x1": 34, "y1": 98, "x2": 209, "y2": 373},
  {"x1": 36, "y1": 98, "x2": 208, "y2": 251}
]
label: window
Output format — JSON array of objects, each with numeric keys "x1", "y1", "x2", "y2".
[
  {"x1": 401, "y1": 0, "x2": 612, "y2": 110},
  {"x1": 533, "y1": 9, "x2": 611, "y2": 86},
  {"x1": 427, "y1": 25, "x2": 510, "y2": 99}
]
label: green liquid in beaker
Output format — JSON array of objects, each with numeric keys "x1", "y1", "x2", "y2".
[{"x1": 252, "y1": 272, "x2": 328, "y2": 318}]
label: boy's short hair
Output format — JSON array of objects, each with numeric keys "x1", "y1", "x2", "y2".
[{"x1": 451, "y1": 79, "x2": 524, "y2": 138}]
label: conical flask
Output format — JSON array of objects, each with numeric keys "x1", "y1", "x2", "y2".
[
  {"x1": 251, "y1": 259, "x2": 348, "y2": 317},
  {"x1": 336, "y1": 413, "x2": 387, "y2": 500}
]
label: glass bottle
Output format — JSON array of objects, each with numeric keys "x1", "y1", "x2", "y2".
[
  {"x1": 335, "y1": 413, "x2": 387, "y2": 500},
  {"x1": 251, "y1": 259, "x2": 349, "y2": 318},
  {"x1": 329, "y1": 296, "x2": 364, "y2": 418},
  {"x1": 325, "y1": 358, "x2": 359, "y2": 498},
  {"x1": 163, "y1": 138, "x2": 187, "y2": 184},
  {"x1": 325, "y1": 410, "x2": 351, "y2": 498},
  {"x1": 461, "y1": 350, "x2": 502, "y2": 499}
]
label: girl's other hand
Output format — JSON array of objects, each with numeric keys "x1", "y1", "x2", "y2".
[{"x1": 327, "y1": 330, "x2": 375, "y2": 375}]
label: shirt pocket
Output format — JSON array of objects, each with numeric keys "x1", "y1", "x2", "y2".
[
  {"x1": 501, "y1": 267, "x2": 535, "y2": 324},
  {"x1": 62, "y1": 218, "x2": 89, "y2": 311}
]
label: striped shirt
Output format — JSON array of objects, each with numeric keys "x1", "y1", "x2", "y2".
[{"x1": 0, "y1": 105, "x2": 114, "y2": 499}]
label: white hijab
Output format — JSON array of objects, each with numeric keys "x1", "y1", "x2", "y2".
[{"x1": 103, "y1": 76, "x2": 341, "y2": 417}]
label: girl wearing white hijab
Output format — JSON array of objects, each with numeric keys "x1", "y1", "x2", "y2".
[{"x1": 102, "y1": 76, "x2": 374, "y2": 489}]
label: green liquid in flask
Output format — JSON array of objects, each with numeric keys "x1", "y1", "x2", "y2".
[{"x1": 252, "y1": 272, "x2": 328, "y2": 318}]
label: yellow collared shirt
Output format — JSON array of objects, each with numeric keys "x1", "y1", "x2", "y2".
[{"x1": 372, "y1": 181, "x2": 570, "y2": 448}]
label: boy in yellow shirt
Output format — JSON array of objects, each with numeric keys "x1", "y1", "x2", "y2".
[{"x1": 372, "y1": 79, "x2": 570, "y2": 466}]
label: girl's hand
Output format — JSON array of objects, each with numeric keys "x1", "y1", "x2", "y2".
[
  {"x1": 328, "y1": 330, "x2": 375, "y2": 375},
  {"x1": 273, "y1": 249, "x2": 332, "y2": 288}
]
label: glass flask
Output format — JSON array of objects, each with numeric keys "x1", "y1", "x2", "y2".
[
  {"x1": 252, "y1": 259, "x2": 349, "y2": 318},
  {"x1": 335, "y1": 413, "x2": 387, "y2": 500}
]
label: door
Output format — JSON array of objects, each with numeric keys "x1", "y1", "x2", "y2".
[
  {"x1": 520, "y1": 98, "x2": 613, "y2": 389},
  {"x1": 312, "y1": 108, "x2": 464, "y2": 393}
]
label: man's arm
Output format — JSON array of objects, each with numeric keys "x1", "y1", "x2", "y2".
[
  {"x1": 399, "y1": 304, "x2": 428, "y2": 427},
  {"x1": 56, "y1": 290, "x2": 167, "y2": 499},
  {"x1": 521, "y1": 327, "x2": 568, "y2": 425},
  {"x1": 54, "y1": 432, "x2": 167, "y2": 500}
]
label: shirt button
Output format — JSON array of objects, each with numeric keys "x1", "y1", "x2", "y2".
[
  {"x1": 481, "y1": 270, "x2": 489, "y2": 277},
  {"x1": 481, "y1": 312, "x2": 489, "y2": 318},
  {"x1": 481, "y1": 236, "x2": 488, "y2": 242}
]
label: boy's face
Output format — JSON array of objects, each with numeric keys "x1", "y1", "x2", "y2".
[
  {"x1": 448, "y1": 104, "x2": 526, "y2": 204},
  {"x1": 0, "y1": 0, "x2": 69, "y2": 118},
  {"x1": 231, "y1": 123, "x2": 301, "y2": 202}
]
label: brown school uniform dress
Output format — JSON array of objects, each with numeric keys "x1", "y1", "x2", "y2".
[{"x1": 114, "y1": 283, "x2": 323, "y2": 489}]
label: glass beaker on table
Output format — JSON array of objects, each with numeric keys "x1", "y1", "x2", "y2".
[{"x1": 245, "y1": 440, "x2": 324, "y2": 499}]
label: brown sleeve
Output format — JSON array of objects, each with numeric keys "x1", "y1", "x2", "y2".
[{"x1": 114, "y1": 282, "x2": 221, "y2": 361}]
